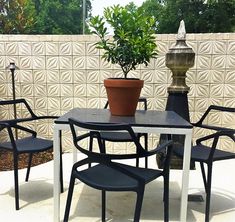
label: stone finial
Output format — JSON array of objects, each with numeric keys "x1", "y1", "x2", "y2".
[
  {"x1": 177, "y1": 20, "x2": 186, "y2": 40},
  {"x1": 165, "y1": 20, "x2": 195, "y2": 93}
]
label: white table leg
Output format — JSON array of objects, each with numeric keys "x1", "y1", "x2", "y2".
[
  {"x1": 180, "y1": 130, "x2": 192, "y2": 222},
  {"x1": 54, "y1": 127, "x2": 60, "y2": 222}
]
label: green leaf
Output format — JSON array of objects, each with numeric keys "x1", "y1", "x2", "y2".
[{"x1": 90, "y1": 3, "x2": 158, "y2": 78}]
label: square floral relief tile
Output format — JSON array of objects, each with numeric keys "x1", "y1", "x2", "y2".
[
  {"x1": 32, "y1": 42, "x2": 45, "y2": 55},
  {"x1": 5, "y1": 42, "x2": 18, "y2": 55},
  {"x1": 19, "y1": 42, "x2": 32, "y2": 55}
]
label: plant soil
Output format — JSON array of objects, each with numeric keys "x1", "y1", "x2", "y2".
[{"x1": 0, "y1": 150, "x2": 53, "y2": 171}]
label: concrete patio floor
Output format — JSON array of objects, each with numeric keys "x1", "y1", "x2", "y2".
[{"x1": 0, "y1": 153, "x2": 235, "y2": 222}]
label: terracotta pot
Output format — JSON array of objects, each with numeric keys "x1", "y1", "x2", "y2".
[{"x1": 104, "y1": 78, "x2": 144, "y2": 116}]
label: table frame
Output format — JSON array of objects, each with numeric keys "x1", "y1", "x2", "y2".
[{"x1": 53, "y1": 109, "x2": 192, "y2": 222}]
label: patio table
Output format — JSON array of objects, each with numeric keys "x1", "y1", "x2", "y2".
[{"x1": 53, "y1": 108, "x2": 193, "y2": 222}]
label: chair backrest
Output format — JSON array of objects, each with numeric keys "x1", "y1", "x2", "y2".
[
  {"x1": 69, "y1": 118, "x2": 147, "y2": 162},
  {"x1": 194, "y1": 105, "x2": 235, "y2": 131},
  {"x1": 196, "y1": 129, "x2": 235, "y2": 161},
  {"x1": 69, "y1": 118, "x2": 173, "y2": 172},
  {"x1": 0, "y1": 99, "x2": 39, "y2": 146},
  {"x1": 104, "y1": 97, "x2": 147, "y2": 110},
  {"x1": 69, "y1": 118, "x2": 173, "y2": 164},
  {"x1": 0, "y1": 98, "x2": 37, "y2": 124}
]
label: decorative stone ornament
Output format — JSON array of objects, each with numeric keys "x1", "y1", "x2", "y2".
[
  {"x1": 166, "y1": 20, "x2": 195, "y2": 93},
  {"x1": 157, "y1": 20, "x2": 196, "y2": 169}
]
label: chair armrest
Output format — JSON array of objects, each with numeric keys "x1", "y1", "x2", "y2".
[
  {"x1": 0, "y1": 122, "x2": 37, "y2": 137},
  {"x1": 193, "y1": 123, "x2": 232, "y2": 131},
  {"x1": 146, "y1": 140, "x2": 173, "y2": 156},
  {"x1": 0, "y1": 122, "x2": 9, "y2": 127},
  {"x1": 36, "y1": 115, "x2": 58, "y2": 120},
  {"x1": 72, "y1": 158, "x2": 91, "y2": 170},
  {"x1": 193, "y1": 105, "x2": 235, "y2": 128},
  {"x1": 75, "y1": 132, "x2": 91, "y2": 142},
  {"x1": 0, "y1": 122, "x2": 9, "y2": 131},
  {"x1": 14, "y1": 124, "x2": 37, "y2": 137},
  {"x1": 0, "y1": 122, "x2": 16, "y2": 144},
  {"x1": 196, "y1": 129, "x2": 235, "y2": 145}
]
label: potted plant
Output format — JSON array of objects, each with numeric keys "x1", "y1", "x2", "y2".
[{"x1": 90, "y1": 4, "x2": 157, "y2": 116}]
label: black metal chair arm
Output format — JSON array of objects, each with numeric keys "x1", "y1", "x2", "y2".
[
  {"x1": 0, "y1": 121, "x2": 10, "y2": 127},
  {"x1": 196, "y1": 129, "x2": 235, "y2": 145},
  {"x1": 192, "y1": 123, "x2": 232, "y2": 131},
  {"x1": 0, "y1": 116, "x2": 56, "y2": 136},
  {"x1": 0, "y1": 122, "x2": 10, "y2": 132},
  {"x1": 0, "y1": 122, "x2": 26, "y2": 135},
  {"x1": 193, "y1": 105, "x2": 235, "y2": 127},
  {"x1": 72, "y1": 158, "x2": 92, "y2": 170},
  {"x1": 147, "y1": 140, "x2": 173, "y2": 156},
  {"x1": 13, "y1": 124, "x2": 37, "y2": 137},
  {"x1": 35, "y1": 115, "x2": 58, "y2": 120},
  {"x1": 0, "y1": 121, "x2": 35, "y2": 134}
]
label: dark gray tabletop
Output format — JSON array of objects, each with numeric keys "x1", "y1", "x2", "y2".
[{"x1": 55, "y1": 108, "x2": 192, "y2": 129}]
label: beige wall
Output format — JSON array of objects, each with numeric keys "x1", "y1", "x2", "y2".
[{"x1": 0, "y1": 34, "x2": 234, "y2": 151}]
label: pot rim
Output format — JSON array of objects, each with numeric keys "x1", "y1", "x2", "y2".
[{"x1": 104, "y1": 78, "x2": 144, "y2": 88}]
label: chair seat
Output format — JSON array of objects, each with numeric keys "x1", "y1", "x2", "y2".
[
  {"x1": 174, "y1": 144, "x2": 235, "y2": 162},
  {"x1": 100, "y1": 132, "x2": 139, "y2": 141},
  {"x1": 75, "y1": 163, "x2": 162, "y2": 191},
  {"x1": 0, "y1": 136, "x2": 53, "y2": 153}
]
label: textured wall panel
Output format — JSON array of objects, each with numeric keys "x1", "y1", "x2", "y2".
[
  {"x1": 61, "y1": 70, "x2": 73, "y2": 83},
  {"x1": 0, "y1": 56, "x2": 5, "y2": 69},
  {"x1": 5, "y1": 42, "x2": 18, "y2": 55},
  {"x1": 73, "y1": 56, "x2": 85, "y2": 69},
  {"x1": 0, "y1": 42, "x2": 5, "y2": 55},
  {"x1": 0, "y1": 34, "x2": 234, "y2": 152},
  {"x1": 46, "y1": 42, "x2": 59, "y2": 55},
  {"x1": 33, "y1": 56, "x2": 45, "y2": 69},
  {"x1": 59, "y1": 42, "x2": 72, "y2": 55},
  {"x1": 72, "y1": 42, "x2": 85, "y2": 55},
  {"x1": 59, "y1": 56, "x2": 72, "y2": 69},
  {"x1": 32, "y1": 42, "x2": 45, "y2": 55},
  {"x1": 46, "y1": 56, "x2": 59, "y2": 69},
  {"x1": 19, "y1": 42, "x2": 31, "y2": 55}
]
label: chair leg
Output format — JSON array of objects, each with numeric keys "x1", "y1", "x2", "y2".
[
  {"x1": 133, "y1": 187, "x2": 145, "y2": 222},
  {"x1": 136, "y1": 157, "x2": 140, "y2": 167},
  {"x1": 136, "y1": 134, "x2": 148, "y2": 168},
  {"x1": 136, "y1": 136, "x2": 141, "y2": 167},
  {"x1": 102, "y1": 190, "x2": 106, "y2": 222},
  {"x1": 144, "y1": 134, "x2": 148, "y2": 168},
  {"x1": 88, "y1": 136, "x2": 93, "y2": 168},
  {"x1": 25, "y1": 153, "x2": 33, "y2": 182},
  {"x1": 13, "y1": 152, "x2": 19, "y2": 210},
  {"x1": 64, "y1": 173, "x2": 76, "y2": 222},
  {"x1": 163, "y1": 175, "x2": 169, "y2": 222},
  {"x1": 200, "y1": 162, "x2": 207, "y2": 193},
  {"x1": 205, "y1": 163, "x2": 213, "y2": 222}
]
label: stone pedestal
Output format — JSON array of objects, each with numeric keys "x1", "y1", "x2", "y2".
[{"x1": 157, "y1": 20, "x2": 195, "y2": 169}]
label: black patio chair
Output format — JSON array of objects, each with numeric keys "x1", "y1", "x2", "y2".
[
  {"x1": 90, "y1": 97, "x2": 148, "y2": 168},
  {"x1": 173, "y1": 105, "x2": 235, "y2": 222},
  {"x1": 64, "y1": 118, "x2": 173, "y2": 222},
  {"x1": 0, "y1": 98, "x2": 63, "y2": 210}
]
